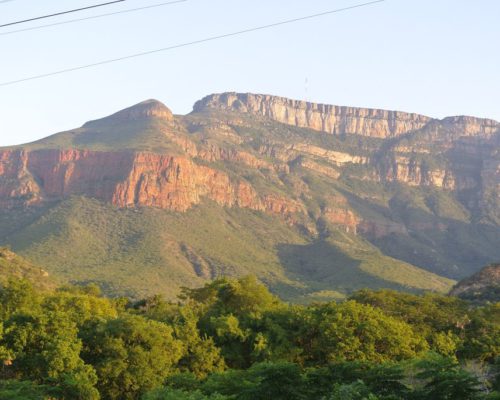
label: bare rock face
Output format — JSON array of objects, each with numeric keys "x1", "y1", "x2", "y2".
[
  {"x1": 323, "y1": 207, "x2": 358, "y2": 233},
  {"x1": 194, "y1": 92, "x2": 432, "y2": 138},
  {"x1": 0, "y1": 149, "x2": 301, "y2": 221},
  {"x1": 441, "y1": 116, "x2": 499, "y2": 137},
  {"x1": 382, "y1": 154, "x2": 456, "y2": 189},
  {"x1": 0, "y1": 150, "x2": 41, "y2": 206}
]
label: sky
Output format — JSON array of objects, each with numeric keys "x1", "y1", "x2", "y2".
[{"x1": 0, "y1": 0, "x2": 499, "y2": 147}]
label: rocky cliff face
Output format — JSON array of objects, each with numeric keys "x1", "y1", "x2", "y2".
[
  {"x1": 194, "y1": 92, "x2": 433, "y2": 138},
  {"x1": 0, "y1": 148, "x2": 301, "y2": 221},
  {"x1": 195, "y1": 93, "x2": 499, "y2": 139}
]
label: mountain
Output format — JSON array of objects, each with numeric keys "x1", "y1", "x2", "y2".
[
  {"x1": 450, "y1": 263, "x2": 500, "y2": 303},
  {"x1": 0, "y1": 92, "x2": 498, "y2": 300}
]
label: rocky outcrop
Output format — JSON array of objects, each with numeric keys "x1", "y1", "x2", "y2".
[
  {"x1": 450, "y1": 263, "x2": 500, "y2": 302},
  {"x1": 291, "y1": 144, "x2": 368, "y2": 166},
  {"x1": 194, "y1": 92, "x2": 433, "y2": 138},
  {"x1": 195, "y1": 93, "x2": 499, "y2": 139},
  {"x1": 196, "y1": 142, "x2": 271, "y2": 169},
  {"x1": 0, "y1": 150, "x2": 41, "y2": 207},
  {"x1": 298, "y1": 159, "x2": 340, "y2": 179},
  {"x1": 441, "y1": 116, "x2": 499, "y2": 137},
  {"x1": 381, "y1": 154, "x2": 455, "y2": 189},
  {"x1": 0, "y1": 149, "x2": 302, "y2": 220},
  {"x1": 323, "y1": 207, "x2": 358, "y2": 233}
]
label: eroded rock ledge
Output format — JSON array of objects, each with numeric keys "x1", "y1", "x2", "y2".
[
  {"x1": 194, "y1": 92, "x2": 499, "y2": 139},
  {"x1": 0, "y1": 149, "x2": 302, "y2": 221},
  {"x1": 194, "y1": 92, "x2": 432, "y2": 138}
]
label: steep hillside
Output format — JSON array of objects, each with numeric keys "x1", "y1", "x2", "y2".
[
  {"x1": 450, "y1": 263, "x2": 500, "y2": 303},
  {"x1": 0, "y1": 196, "x2": 452, "y2": 300},
  {"x1": 0, "y1": 247, "x2": 55, "y2": 290},
  {"x1": 0, "y1": 92, "x2": 498, "y2": 299}
]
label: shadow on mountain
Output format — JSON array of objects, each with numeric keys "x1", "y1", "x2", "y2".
[
  {"x1": 339, "y1": 187, "x2": 500, "y2": 279},
  {"x1": 276, "y1": 239, "x2": 417, "y2": 299}
]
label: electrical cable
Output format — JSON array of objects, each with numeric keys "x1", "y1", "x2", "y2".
[
  {"x1": 0, "y1": 0, "x2": 186, "y2": 36},
  {"x1": 0, "y1": 0, "x2": 125, "y2": 28},
  {"x1": 0, "y1": 0, "x2": 385, "y2": 87}
]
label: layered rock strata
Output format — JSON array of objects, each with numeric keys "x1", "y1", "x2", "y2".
[{"x1": 0, "y1": 149, "x2": 302, "y2": 220}]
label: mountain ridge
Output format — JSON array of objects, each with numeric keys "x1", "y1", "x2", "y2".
[
  {"x1": 0, "y1": 92, "x2": 497, "y2": 299},
  {"x1": 193, "y1": 92, "x2": 499, "y2": 138}
]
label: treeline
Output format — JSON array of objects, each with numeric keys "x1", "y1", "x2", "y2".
[{"x1": 0, "y1": 276, "x2": 499, "y2": 399}]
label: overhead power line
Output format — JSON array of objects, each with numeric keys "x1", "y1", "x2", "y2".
[
  {"x1": 0, "y1": 0, "x2": 187, "y2": 36},
  {"x1": 0, "y1": 0, "x2": 385, "y2": 87},
  {"x1": 0, "y1": 0, "x2": 125, "y2": 28}
]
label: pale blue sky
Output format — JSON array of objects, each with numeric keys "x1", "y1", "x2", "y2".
[{"x1": 0, "y1": 0, "x2": 498, "y2": 147}]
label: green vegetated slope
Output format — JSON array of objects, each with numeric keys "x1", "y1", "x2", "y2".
[
  {"x1": 0, "y1": 197, "x2": 452, "y2": 300},
  {"x1": 347, "y1": 182, "x2": 500, "y2": 278},
  {"x1": 0, "y1": 247, "x2": 56, "y2": 291},
  {"x1": 15, "y1": 104, "x2": 185, "y2": 153}
]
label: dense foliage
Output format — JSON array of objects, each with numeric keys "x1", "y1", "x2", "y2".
[{"x1": 0, "y1": 276, "x2": 499, "y2": 399}]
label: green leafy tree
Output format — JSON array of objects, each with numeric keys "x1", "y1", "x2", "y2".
[
  {"x1": 0, "y1": 279, "x2": 41, "y2": 320},
  {"x1": 304, "y1": 362, "x2": 408, "y2": 399},
  {"x1": 350, "y1": 290, "x2": 468, "y2": 355},
  {"x1": 81, "y1": 314, "x2": 183, "y2": 400},
  {"x1": 132, "y1": 297, "x2": 225, "y2": 378},
  {"x1": 460, "y1": 304, "x2": 500, "y2": 361},
  {"x1": 142, "y1": 387, "x2": 229, "y2": 400},
  {"x1": 239, "y1": 362, "x2": 306, "y2": 400},
  {"x1": 43, "y1": 291, "x2": 117, "y2": 327},
  {"x1": 1, "y1": 309, "x2": 99, "y2": 399},
  {"x1": 0, "y1": 380, "x2": 55, "y2": 400},
  {"x1": 202, "y1": 362, "x2": 305, "y2": 400},
  {"x1": 306, "y1": 301, "x2": 428, "y2": 363},
  {"x1": 201, "y1": 369, "x2": 252, "y2": 398},
  {"x1": 182, "y1": 276, "x2": 283, "y2": 316},
  {"x1": 413, "y1": 355, "x2": 483, "y2": 400},
  {"x1": 328, "y1": 381, "x2": 379, "y2": 400},
  {"x1": 183, "y1": 276, "x2": 284, "y2": 368}
]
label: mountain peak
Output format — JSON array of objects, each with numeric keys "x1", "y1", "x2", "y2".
[{"x1": 84, "y1": 99, "x2": 174, "y2": 127}]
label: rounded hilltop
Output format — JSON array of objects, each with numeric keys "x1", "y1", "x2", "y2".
[
  {"x1": 107, "y1": 99, "x2": 174, "y2": 122},
  {"x1": 450, "y1": 263, "x2": 500, "y2": 303},
  {"x1": 83, "y1": 99, "x2": 174, "y2": 128}
]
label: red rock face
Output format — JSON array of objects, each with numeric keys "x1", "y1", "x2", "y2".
[
  {"x1": 26, "y1": 149, "x2": 134, "y2": 201},
  {"x1": 0, "y1": 150, "x2": 42, "y2": 206},
  {"x1": 0, "y1": 149, "x2": 301, "y2": 220},
  {"x1": 323, "y1": 207, "x2": 358, "y2": 234}
]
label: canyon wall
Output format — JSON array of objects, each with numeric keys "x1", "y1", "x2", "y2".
[
  {"x1": 0, "y1": 149, "x2": 302, "y2": 220},
  {"x1": 194, "y1": 92, "x2": 433, "y2": 138},
  {"x1": 194, "y1": 93, "x2": 499, "y2": 140}
]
